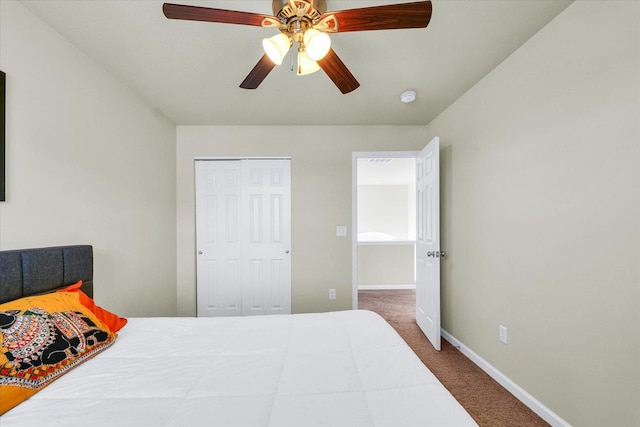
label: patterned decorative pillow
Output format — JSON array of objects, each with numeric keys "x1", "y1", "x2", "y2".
[
  {"x1": 0, "y1": 292, "x2": 118, "y2": 415},
  {"x1": 57, "y1": 281, "x2": 128, "y2": 333}
]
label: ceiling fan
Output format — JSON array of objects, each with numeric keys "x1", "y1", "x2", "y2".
[{"x1": 162, "y1": 0, "x2": 432, "y2": 94}]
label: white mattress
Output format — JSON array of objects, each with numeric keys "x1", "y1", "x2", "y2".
[{"x1": 1, "y1": 310, "x2": 477, "y2": 427}]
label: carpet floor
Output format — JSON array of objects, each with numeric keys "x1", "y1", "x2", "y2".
[{"x1": 358, "y1": 289, "x2": 549, "y2": 427}]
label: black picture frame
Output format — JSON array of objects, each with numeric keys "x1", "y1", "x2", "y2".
[{"x1": 0, "y1": 70, "x2": 5, "y2": 201}]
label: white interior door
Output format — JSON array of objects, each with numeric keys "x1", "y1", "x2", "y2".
[
  {"x1": 416, "y1": 137, "x2": 441, "y2": 350},
  {"x1": 195, "y1": 159, "x2": 291, "y2": 317}
]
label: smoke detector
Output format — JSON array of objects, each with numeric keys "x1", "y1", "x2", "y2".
[{"x1": 400, "y1": 90, "x2": 417, "y2": 103}]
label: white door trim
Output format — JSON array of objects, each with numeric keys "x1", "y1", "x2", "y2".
[{"x1": 351, "y1": 151, "x2": 418, "y2": 310}]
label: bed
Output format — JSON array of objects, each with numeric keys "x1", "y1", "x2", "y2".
[{"x1": 0, "y1": 245, "x2": 477, "y2": 426}]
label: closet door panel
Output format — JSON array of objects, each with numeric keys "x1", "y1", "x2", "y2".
[
  {"x1": 242, "y1": 160, "x2": 291, "y2": 315},
  {"x1": 196, "y1": 161, "x2": 243, "y2": 316}
]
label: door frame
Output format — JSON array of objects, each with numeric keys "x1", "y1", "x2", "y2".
[{"x1": 351, "y1": 151, "x2": 418, "y2": 310}]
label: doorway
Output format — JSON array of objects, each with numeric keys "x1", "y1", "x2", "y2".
[
  {"x1": 356, "y1": 156, "x2": 417, "y2": 291},
  {"x1": 351, "y1": 151, "x2": 418, "y2": 308},
  {"x1": 352, "y1": 137, "x2": 441, "y2": 350}
]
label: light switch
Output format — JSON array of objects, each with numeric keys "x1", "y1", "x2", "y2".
[{"x1": 336, "y1": 226, "x2": 348, "y2": 237}]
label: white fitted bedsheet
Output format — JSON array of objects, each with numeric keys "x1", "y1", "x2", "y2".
[{"x1": 1, "y1": 310, "x2": 477, "y2": 427}]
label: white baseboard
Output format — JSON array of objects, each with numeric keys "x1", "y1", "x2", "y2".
[
  {"x1": 441, "y1": 329, "x2": 572, "y2": 427},
  {"x1": 358, "y1": 284, "x2": 416, "y2": 290}
]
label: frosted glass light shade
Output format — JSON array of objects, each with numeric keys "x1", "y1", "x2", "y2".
[
  {"x1": 297, "y1": 51, "x2": 320, "y2": 75},
  {"x1": 262, "y1": 33, "x2": 291, "y2": 65},
  {"x1": 303, "y1": 29, "x2": 331, "y2": 61}
]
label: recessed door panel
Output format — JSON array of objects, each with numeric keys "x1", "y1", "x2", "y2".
[
  {"x1": 247, "y1": 259, "x2": 263, "y2": 312},
  {"x1": 271, "y1": 259, "x2": 284, "y2": 310},
  {"x1": 205, "y1": 195, "x2": 217, "y2": 244},
  {"x1": 223, "y1": 259, "x2": 241, "y2": 312},
  {"x1": 426, "y1": 184, "x2": 434, "y2": 244},
  {"x1": 225, "y1": 195, "x2": 238, "y2": 243},
  {"x1": 271, "y1": 195, "x2": 283, "y2": 243},
  {"x1": 205, "y1": 260, "x2": 218, "y2": 310},
  {"x1": 271, "y1": 168, "x2": 283, "y2": 186},
  {"x1": 249, "y1": 194, "x2": 263, "y2": 243}
]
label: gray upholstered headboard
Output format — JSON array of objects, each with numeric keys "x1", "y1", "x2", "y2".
[{"x1": 0, "y1": 245, "x2": 93, "y2": 304}]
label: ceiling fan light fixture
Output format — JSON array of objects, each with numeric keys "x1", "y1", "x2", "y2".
[
  {"x1": 262, "y1": 33, "x2": 291, "y2": 65},
  {"x1": 297, "y1": 50, "x2": 320, "y2": 75},
  {"x1": 303, "y1": 29, "x2": 331, "y2": 61}
]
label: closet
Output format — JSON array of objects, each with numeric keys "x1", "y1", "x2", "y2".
[{"x1": 195, "y1": 158, "x2": 291, "y2": 316}]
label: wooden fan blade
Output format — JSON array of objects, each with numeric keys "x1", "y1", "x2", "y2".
[
  {"x1": 320, "y1": 1, "x2": 432, "y2": 33},
  {"x1": 317, "y1": 48, "x2": 360, "y2": 94},
  {"x1": 163, "y1": 3, "x2": 270, "y2": 26},
  {"x1": 240, "y1": 55, "x2": 276, "y2": 90}
]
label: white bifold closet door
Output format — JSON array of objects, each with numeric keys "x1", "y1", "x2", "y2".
[{"x1": 195, "y1": 159, "x2": 292, "y2": 317}]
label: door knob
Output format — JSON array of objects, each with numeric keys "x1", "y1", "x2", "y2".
[
  {"x1": 285, "y1": 250, "x2": 290, "y2": 254},
  {"x1": 427, "y1": 251, "x2": 445, "y2": 258},
  {"x1": 198, "y1": 251, "x2": 203, "y2": 255}
]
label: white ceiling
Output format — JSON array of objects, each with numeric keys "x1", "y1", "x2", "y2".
[{"x1": 19, "y1": 0, "x2": 573, "y2": 126}]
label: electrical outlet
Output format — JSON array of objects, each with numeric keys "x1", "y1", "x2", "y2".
[
  {"x1": 499, "y1": 325, "x2": 508, "y2": 344},
  {"x1": 329, "y1": 288, "x2": 336, "y2": 300}
]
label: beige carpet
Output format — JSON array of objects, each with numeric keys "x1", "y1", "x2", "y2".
[{"x1": 358, "y1": 289, "x2": 550, "y2": 427}]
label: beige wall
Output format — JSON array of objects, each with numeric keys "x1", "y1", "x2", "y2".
[
  {"x1": 424, "y1": 2, "x2": 639, "y2": 426},
  {"x1": 357, "y1": 244, "x2": 415, "y2": 287},
  {"x1": 0, "y1": 2, "x2": 177, "y2": 316},
  {"x1": 176, "y1": 126, "x2": 428, "y2": 315}
]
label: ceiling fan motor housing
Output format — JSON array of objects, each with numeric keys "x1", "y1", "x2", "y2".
[{"x1": 272, "y1": 0, "x2": 327, "y2": 19}]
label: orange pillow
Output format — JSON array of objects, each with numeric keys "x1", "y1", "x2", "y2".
[
  {"x1": 0, "y1": 292, "x2": 117, "y2": 415},
  {"x1": 57, "y1": 281, "x2": 127, "y2": 333}
]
